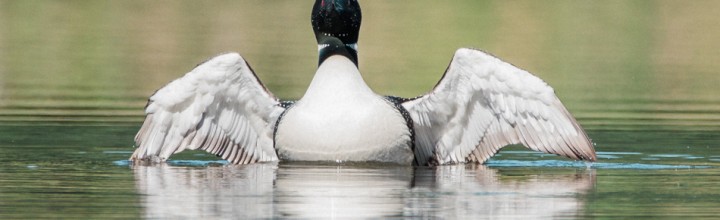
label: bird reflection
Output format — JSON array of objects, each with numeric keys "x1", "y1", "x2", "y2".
[
  {"x1": 133, "y1": 163, "x2": 278, "y2": 219},
  {"x1": 133, "y1": 162, "x2": 595, "y2": 218},
  {"x1": 272, "y1": 163, "x2": 415, "y2": 218},
  {"x1": 407, "y1": 165, "x2": 595, "y2": 218}
]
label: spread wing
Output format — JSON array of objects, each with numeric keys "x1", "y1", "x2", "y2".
[
  {"x1": 130, "y1": 53, "x2": 286, "y2": 164},
  {"x1": 403, "y1": 48, "x2": 596, "y2": 165}
]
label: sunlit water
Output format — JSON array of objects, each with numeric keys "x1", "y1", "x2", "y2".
[{"x1": 2, "y1": 1, "x2": 720, "y2": 219}]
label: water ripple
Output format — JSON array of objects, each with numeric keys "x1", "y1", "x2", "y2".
[
  {"x1": 114, "y1": 159, "x2": 713, "y2": 169},
  {"x1": 113, "y1": 160, "x2": 229, "y2": 166},
  {"x1": 486, "y1": 159, "x2": 712, "y2": 169}
]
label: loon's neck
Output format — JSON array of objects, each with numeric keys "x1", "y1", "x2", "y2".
[
  {"x1": 302, "y1": 55, "x2": 372, "y2": 102},
  {"x1": 317, "y1": 42, "x2": 359, "y2": 67}
]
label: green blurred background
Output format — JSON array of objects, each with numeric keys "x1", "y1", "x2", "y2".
[{"x1": 1, "y1": 0, "x2": 719, "y2": 129}]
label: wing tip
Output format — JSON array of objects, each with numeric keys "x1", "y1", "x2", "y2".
[
  {"x1": 215, "y1": 52, "x2": 242, "y2": 61},
  {"x1": 455, "y1": 47, "x2": 493, "y2": 58},
  {"x1": 579, "y1": 144, "x2": 598, "y2": 162},
  {"x1": 203, "y1": 52, "x2": 245, "y2": 68},
  {"x1": 572, "y1": 148, "x2": 597, "y2": 162},
  {"x1": 569, "y1": 136, "x2": 598, "y2": 162}
]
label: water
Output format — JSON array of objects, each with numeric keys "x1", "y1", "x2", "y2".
[{"x1": 2, "y1": 1, "x2": 720, "y2": 219}]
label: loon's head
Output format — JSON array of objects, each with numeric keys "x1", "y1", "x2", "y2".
[
  {"x1": 318, "y1": 36, "x2": 357, "y2": 67},
  {"x1": 311, "y1": 0, "x2": 361, "y2": 53}
]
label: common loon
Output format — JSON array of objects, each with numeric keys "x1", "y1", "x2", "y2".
[{"x1": 131, "y1": 0, "x2": 596, "y2": 166}]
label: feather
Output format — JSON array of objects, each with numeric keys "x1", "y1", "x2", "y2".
[
  {"x1": 403, "y1": 48, "x2": 596, "y2": 165},
  {"x1": 130, "y1": 53, "x2": 285, "y2": 164}
]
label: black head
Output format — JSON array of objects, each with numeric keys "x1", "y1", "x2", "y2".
[
  {"x1": 311, "y1": 0, "x2": 361, "y2": 45},
  {"x1": 318, "y1": 36, "x2": 358, "y2": 67}
]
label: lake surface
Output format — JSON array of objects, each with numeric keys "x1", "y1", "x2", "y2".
[{"x1": 1, "y1": 1, "x2": 720, "y2": 219}]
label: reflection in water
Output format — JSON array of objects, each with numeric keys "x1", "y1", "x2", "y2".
[
  {"x1": 133, "y1": 163, "x2": 595, "y2": 218},
  {"x1": 409, "y1": 165, "x2": 595, "y2": 218},
  {"x1": 272, "y1": 164, "x2": 415, "y2": 218},
  {"x1": 133, "y1": 163, "x2": 277, "y2": 219}
]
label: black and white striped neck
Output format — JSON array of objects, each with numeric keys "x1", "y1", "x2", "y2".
[{"x1": 318, "y1": 37, "x2": 358, "y2": 67}]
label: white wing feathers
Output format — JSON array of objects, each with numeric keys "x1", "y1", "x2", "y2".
[
  {"x1": 403, "y1": 48, "x2": 596, "y2": 165},
  {"x1": 131, "y1": 53, "x2": 285, "y2": 164}
]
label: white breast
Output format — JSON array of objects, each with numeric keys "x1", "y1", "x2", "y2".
[{"x1": 275, "y1": 56, "x2": 413, "y2": 164}]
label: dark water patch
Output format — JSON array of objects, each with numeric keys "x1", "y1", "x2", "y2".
[{"x1": 598, "y1": 151, "x2": 643, "y2": 155}]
